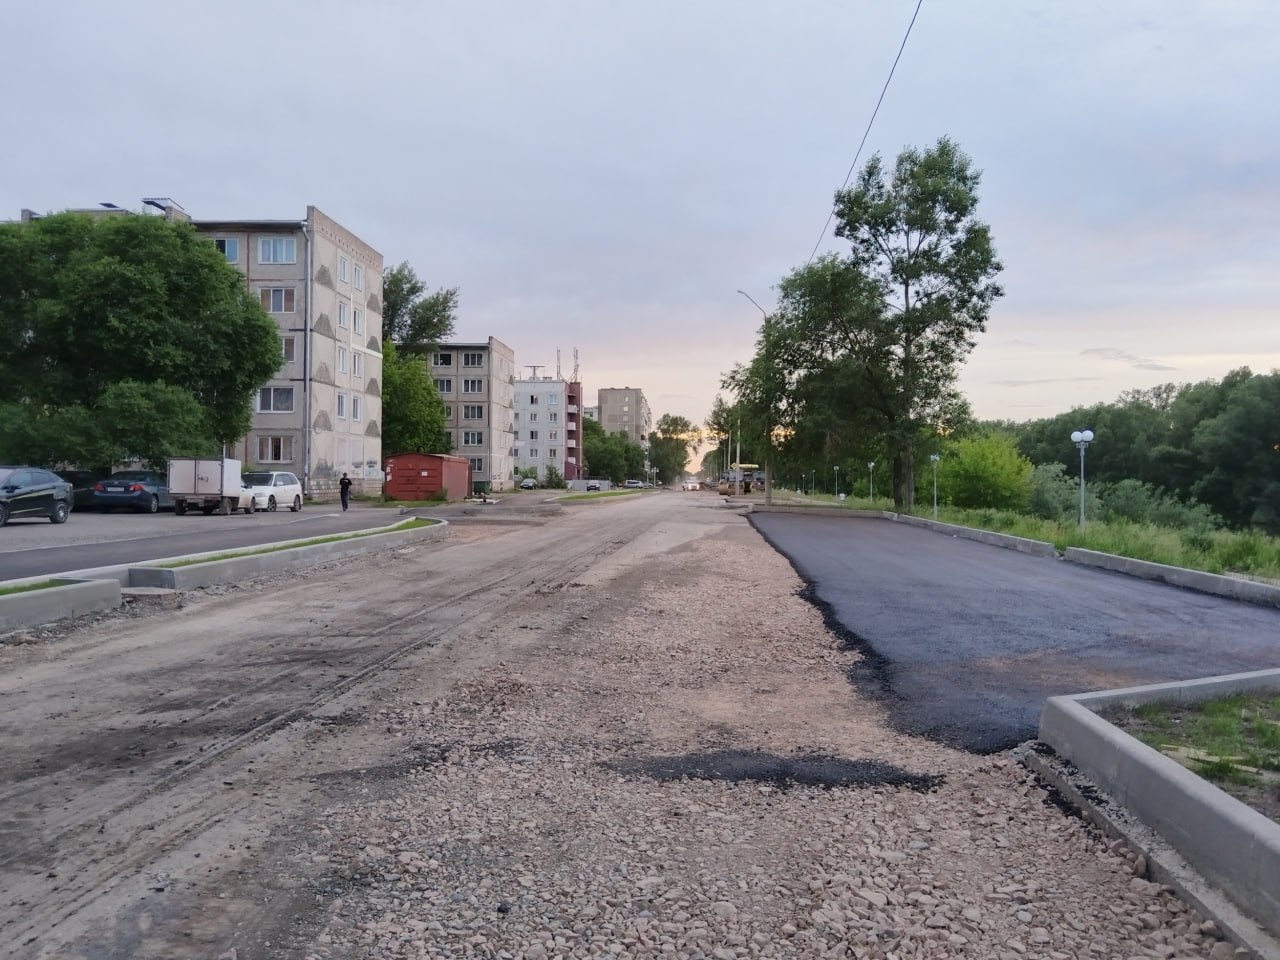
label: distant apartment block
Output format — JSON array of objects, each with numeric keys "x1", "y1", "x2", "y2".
[
  {"x1": 430, "y1": 338, "x2": 516, "y2": 491},
  {"x1": 596, "y1": 387, "x2": 652, "y2": 445},
  {"x1": 513, "y1": 376, "x2": 584, "y2": 483},
  {"x1": 192, "y1": 204, "x2": 384, "y2": 495},
  {"x1": 14, "y1": 199, "x2": 384, "y2": 496}
]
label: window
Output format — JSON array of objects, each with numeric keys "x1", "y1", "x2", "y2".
[
  {"x1": 463, "y1": 352, "x2": 483, "y2": 367},
  {"x1": 258, "y1": 237, "x2": 297, "y2": 264},
  {"x1": 353, "y1": 307, "x2": 364, "y2": 334},
  {"x1": 260, "y1": 288, "x2": 295, "y2": 313},
  {"x1": 514, "y1": 412, "x2": 520, "y2": 421},
  {"x1": 513, "y1": 430, "x2": 520, "y2": 441},
  {"x1": 281, "y1": 336, "x2": 296, "y2": 363},
  {"x1": 443, "y1": 405, "x2": 452, "y2": 418},
  {"x1": 434, "y1": 378, "x2": 453, "y2": 393},
  {"x1": 463, "y1": 404, "x2": 484, "y2": 420},
  {"x1": 528, "y1": 448, "x2": 538, "y2": 458},
  {"x1": 339, "y1": 256, "x2": 349, "y2": 282},
  {"x1": 258, "y1": 436, "x2": 294, "y2": 462},
  {"x1": 352, "y1": 352, "x2": 363, "y2": 377},
  {"x1": 463, "y1": 379, "x2": 483, "y2": 393},
  {"x1": 214, "y1": 237, "x2": 238, "y2": 262},
  {"x1": 256, "y1": 386, "x2": 294, "y2": 412},
  {"x1": 463, "y1": 431, "x2": 484, "y2": 446},
  {"x1": 353, "y1": 264, "x2": 364, "y2": 290},
  {"x1": 337, "y1": 345, "x2": 348, "y2": 373},
  {"x1": 337, "y1": 392, "x2": 347, "y2": 418},
  {"x1": 529, "y1": 412, "x2": 538, "y2": 423},
  {"x1": 548, "y1": 394, "x2": 559, "y2": 405},
  {"x1": 549, "y1": 412, "x2": 559, "y2": 423},
  {"x1": 433, "y1": 352, "x2": 453, "y2": 366},
  {"x1": 549, "y1": 449, "x2": 558, "y2": 459},
  {"x1": 469, "y1": 457, "x2": 484, "y2": 473},
  {"x1": 529, "y1": 394, "x2": 539, "y2": 404},
  {"x1": 549, "y1": 430, "x2": 558, "y2": 440},
  {"x1": 338, "y1": 302, "x2": 349, "y2": 328},
  {"x1": 352, "y1": 396, "x2": 362, "y2": 422},
  {"x1": 529, "y1": 430, "x2": 539, "y2": 441}
]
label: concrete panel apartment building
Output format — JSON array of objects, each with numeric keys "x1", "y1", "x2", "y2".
[
  {"x1": 430, "y1": 338, "x2": 516, "y2": 492},
  {"x1": 16, "y1": 199, "x2": 384, "y2": 497},
  {"x1": 512, "y1": 376, "x2": 584, "y2": 484},
  {"x1": 596, "y1": 387, "x2": 652, "y2": 445}
]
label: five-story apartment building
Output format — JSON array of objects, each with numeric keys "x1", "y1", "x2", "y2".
[{"x1": 430, "y1": 337, "x2": 516, "y2": 491}]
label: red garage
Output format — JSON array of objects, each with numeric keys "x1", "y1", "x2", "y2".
[{"x1": 383, "y1": 453, "x2": 472, "y2": 502}]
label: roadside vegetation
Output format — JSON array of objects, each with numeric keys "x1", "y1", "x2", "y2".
[
  {"x1": 0, "y1": 580, "x2": 61, "y2": 597},
  {"x1": 160, "y1": 518, "x2": 435, "y2": 568},
  {"x1": 559, "y1": 490, "x2": 641, "y2": 501}
]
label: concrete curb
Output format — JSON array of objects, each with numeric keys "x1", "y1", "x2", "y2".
[
  {"x1": 746, "y1": 504, "x2": 895, "y2": 520},
  {"x1": 894, "y1": 513, "x2": 1058, "y2": 558},
  {"x1": 128, "y1": 520, "x2": 448, "y2": 591},
  {"x1": 1065, "y1": 547, "x2": 1280, "y2": 608},
  {"x1": 0, "y1": 578, "x2": 123, "y2": 632},
  {"x1": 1037, "y1": 670, "x2": 1280, "y2": 952}
]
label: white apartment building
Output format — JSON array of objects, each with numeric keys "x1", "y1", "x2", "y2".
[
  {"x1": 596, "y1": 387, "x2": 652, "y2": 445},
  {"x1": 512, "y1": 377, "x2": 585, "y2": 483},
  {"x1": 430, "y1": 338, "x2": 516, "y2": 492},
  {"x1": 193, "y1": 205, "x2": 384, "y2": 496}
]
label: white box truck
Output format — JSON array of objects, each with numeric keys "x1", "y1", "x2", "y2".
[{"x1": 167, "y1": 457, "x2": 254, "y2": 516}]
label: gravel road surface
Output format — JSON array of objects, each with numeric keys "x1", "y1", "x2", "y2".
[
  {"x1": 0, "y1": 495, "x2": 1250, "y2": 959},
  {"x1": 750, "y1": 512, "x2": 1280, "y2": 752}
]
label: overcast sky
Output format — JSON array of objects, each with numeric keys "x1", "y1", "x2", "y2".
[{"x1": 4, "y1": 1, "x2": 1276, "y2": 430}]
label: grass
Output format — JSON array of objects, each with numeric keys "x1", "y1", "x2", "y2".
[
  {"x1": 559, "y1": 490, "x2": 642, "y2": 501},
  {"x1": 0, "y1": 579, "x2": 61, "y2": 597},
  {"x1": 1113, "y1": 694, "x2": 1280, "y2": 789},
  {"x1": 159, "y1": 518, "x2": 435, "y2": 568}
]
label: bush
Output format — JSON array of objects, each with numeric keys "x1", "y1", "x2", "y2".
[
  {"x1": 938, "y1": 435, "x2": 1032, "y2": 510},
  {"x1": 1100, "y1": 478, "x2": 1219, "y2": 531},
  {"x1": 543, "y1": 465, "x2": 567, "y2": 489}
]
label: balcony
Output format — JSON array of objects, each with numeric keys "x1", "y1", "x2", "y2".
[
  {"x1": 567, "y1": 405, "x2": 578, "y2": 413},
  {"x1": 567, "y1": 439, "x2": 577, "y2": 448},
  {"x1": 567, "y1": 456, "x2": 577, "y2": 465}
]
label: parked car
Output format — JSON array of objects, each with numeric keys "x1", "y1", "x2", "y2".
[
  {"x1": 585, "y1": 480, "x2": 601, "y2": 492},
  {"x1": 57, "y1": 468, "x2": 110, "y2": 510},
  {"x1": 92, "y1": 470, "x2": 172, "y2": 513},
  {"x1": 624, "y1": 479, "x2": 643, "y2": 489},
  {"x1": 241, "y1": 471, "x2": 304, "y2": 512},
  {"x1": 519, "y1": 477, "x2": 538, "y2": 490},
  {"x1": 0, "y1": 466, "x2": 73, "y2": 525}
]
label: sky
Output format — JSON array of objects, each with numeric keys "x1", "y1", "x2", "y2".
[{"x1": 4, "y1": 1, "x2": 1277, "y2": 433}]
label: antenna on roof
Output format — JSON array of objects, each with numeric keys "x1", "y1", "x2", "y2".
[
  {"x1": 526, "y1": 365, "x2": 543, "y2": 379},
  {"x1": 556, "y1": 348, "x2": 562, "y2": 379}
]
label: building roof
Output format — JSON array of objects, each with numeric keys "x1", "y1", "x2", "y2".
[{"x1": 193, "y1": 219, "x2": 305, "y2": 232}]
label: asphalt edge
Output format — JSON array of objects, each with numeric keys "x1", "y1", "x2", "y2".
[
  {"x1": 1023, "y1": 669, "x2": 1280, "y2": 958},
  {"x1": 1065, "y1": 547, "x2": 1280, "y2": 608}
]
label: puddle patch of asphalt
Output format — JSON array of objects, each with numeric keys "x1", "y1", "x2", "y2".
[
  {"x1": 608, "y1": 749, "x2": 943, "y2": 793},
  {"x1": 749, "y1": 515, "x2": 1024, "y2": 757}
]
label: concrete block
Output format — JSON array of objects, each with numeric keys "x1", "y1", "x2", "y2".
[
  {"x1": 894, "y1": 513, "x2": 1057, "y2": 558},
  {"x1": 1040, "y1": 669, "x2": 1280, "y2": 941},
  {"x1": 0, "y1": 578, "x2": 122, "y2": 631},
  {"x1": 1065, "y1": 547, "x2": 1280, "y2": 608}
]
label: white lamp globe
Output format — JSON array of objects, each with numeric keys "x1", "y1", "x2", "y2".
[
  {"x1": 1071, "y1": 431, "x2": 1083, "y2": 442},
  {"x1": 1082, "y1": 429, "x2": 1095, "y2": 442}
]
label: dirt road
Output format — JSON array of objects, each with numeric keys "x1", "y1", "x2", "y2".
[{"x1": 0, "y1": 495, "x2": 1238, "y2": 959}]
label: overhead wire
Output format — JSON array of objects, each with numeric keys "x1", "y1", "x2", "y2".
[{"x1": 804, "y1": 0, "x2": 925, "y2": 266}]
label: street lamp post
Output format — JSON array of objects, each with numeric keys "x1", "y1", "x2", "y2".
[
  {"x1": 1070, "y1": 429, "x2": 1095, "y2": 527},
  {"x1": 810, "y1": 470, "x2": 815, "y2": 497},
  {"x1": 929, "y1": 453, "x2": 940, "y2": 519},
  {"x1": 834, "y1": 465, "x2": 840, "y2": 499},
  {"x1": 868, "y1": 461, "x2": 875, "y2": 503}
]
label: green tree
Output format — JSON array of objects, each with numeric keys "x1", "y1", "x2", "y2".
[
  {"x1": 771, "y1": 138, "x2": 1003, "y2": 509},
  {"x1": 647, "y1": 414, "x2": 699, "y2": 484},
  {"x1": 937, "y1": 434, "x2": 1032, "y2": 510},
  {"x1": 581, "y1": 417, "x2": 643, "y2": 484},
  {"x1": 381, "y1": 340, "x2": 449, "y2": 455},
  {"x1": 383, "y1": 262, "x2": 458, "y2": 355},
  {"x1": 0, "y1": 212, "x2": 279, "y2": 467},
  {"x1": 542, "y1": 464, "x2": 566, "y2": 489}
]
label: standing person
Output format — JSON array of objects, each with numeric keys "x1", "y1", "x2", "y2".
[{"x1": 339, "y1": 472, "x2": 353, "y2": 511}]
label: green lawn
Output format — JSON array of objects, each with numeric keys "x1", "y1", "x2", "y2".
[
  {"x1": 160, "y1": 518, "x2": 435, "y2": 568},
  {"x1": 0, "y1": 579, "x2": 60, "y2": 597},
  {"x1": 559, "y1": 490, "x2": 641, "y2": 501}
]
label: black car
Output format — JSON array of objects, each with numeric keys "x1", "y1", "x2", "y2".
[
  {"x1": 0, "y1": 466, "x2": 73, "y2": 525},
  {"x1": 58, "y1": 468, "x2": 110, "y2": 510}
]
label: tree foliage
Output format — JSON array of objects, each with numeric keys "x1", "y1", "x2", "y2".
[
  {"x1": 0, "y1": 212, "x2": 280, "y2": 467},
  {"x1": 936, "y1": 434, "x2": 1032, "y2": 510},
  {"x1": 582, "y1": 417, "x2": 644, "y2": 484},
  {"x1": 765, "y1": 138, "x2": 1003, "y2": 508},
  {"x1": 647, "y1": 414, "x2": 699, "y2": 484},
  {"x1": 381, "y1": 340, "x2": 449, "y2": 455},
  {"x1": 383, "y1": 261, "x2": 458, "y2": 355}
]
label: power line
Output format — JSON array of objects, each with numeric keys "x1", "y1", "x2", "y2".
[{"x1": 805, "y1": 0, "x2": 924, "y2": 266}]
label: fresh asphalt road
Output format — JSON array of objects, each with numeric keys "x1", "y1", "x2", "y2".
[
  {"x1": 0, "y1": 504, "x2": 403, "y2": 581},
  {"x1": 750, "y1": 513, "x2": 1280, "y2": 753}
]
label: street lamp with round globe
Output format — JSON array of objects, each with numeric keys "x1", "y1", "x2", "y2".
[
  {"x1": 929, "y1": 453, "x2": 941, "y2": 519},
  {"x1": 1070, "y1": 429, "x2": 1095, "y2": 527}
]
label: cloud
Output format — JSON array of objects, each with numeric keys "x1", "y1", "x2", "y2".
[
  {"x1": 1080, "y1": 347, "x2": 1176, "y2": 371},
  {"x1": 991, "y1": 377, "x2": 1104, "y2": 388}
]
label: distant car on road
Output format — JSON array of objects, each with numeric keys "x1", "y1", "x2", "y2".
[
  {"x1": 624, "y1": 479, "x2": 643, "y2": 489},
  {"x1": 241, "y1": 471, "x2": 303, "y2": 512},
  {"x1": 585, "y1": 480, "x2": 601, "y2": 492},
  {"x1": 519, "y1": 477, "x2": 538, "y2": 490},
  {"x1": 92, "y1": 470, "x2": 172, "y2": 513},
  {"x1": 682, "y1": 479, "x2": 700, "y2": 491},
  {"x1": 0, "y1": 466, "x2": 73, "y2": 526}
]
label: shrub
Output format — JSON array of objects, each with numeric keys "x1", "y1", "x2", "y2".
[
  {"x1": 937, "y1": 435, "x2": 1033, "y2": 510},
  {"x1": 543, "y1": 465, "x2": 567, "y2": 489}
]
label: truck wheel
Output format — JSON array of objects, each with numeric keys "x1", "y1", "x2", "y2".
[
  {"x1": 175, "y1": 500, "x2": 187, "y2": 516},
  {"x1": 244, "y1": 498, "x2": 254, "y2": 515},
  {"x1": 218, "y1": 497, "x2": 231, "y2": 516}
]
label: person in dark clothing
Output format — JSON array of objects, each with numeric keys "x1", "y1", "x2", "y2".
[{"x1": 339, "y1": 472, "x2": 353, "y2": 511}]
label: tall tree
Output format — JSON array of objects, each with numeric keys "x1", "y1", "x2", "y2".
[
  {"x1": 382, "y1": 262, "x2": 458, "y2": 355},
  {"x1": 647, "y1": 414, "x2": 699, "y2": 484},
  {"x1": 723, "y1": 319, "x2": 789, "y2": 502},
  {"x1": 381, "y1": 340, "x2": 449, "y2": 455},
  {"x1": 771, "y1": 138, "x2": 1003, "y2": 509},
  {"x1": 0, "y1": 212, "x2": 280, "y2": 467}
]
